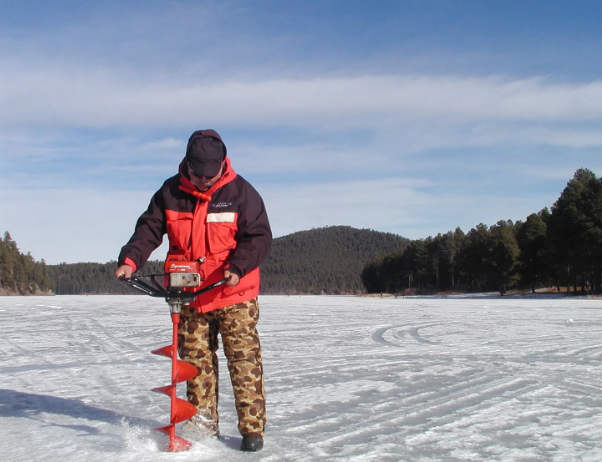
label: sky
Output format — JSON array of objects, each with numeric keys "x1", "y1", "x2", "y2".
[{"x1": 2, "y1": 0, "x2": 602, "y2": 264}]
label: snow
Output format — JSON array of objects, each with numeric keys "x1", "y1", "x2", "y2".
[{"x1": 1, "y1": 295, "x2": 602, "y2": 461}]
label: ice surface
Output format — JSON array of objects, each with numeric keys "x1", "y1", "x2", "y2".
[{"x1": 1, "y1": 295, "x2": 602, "y2": 461}]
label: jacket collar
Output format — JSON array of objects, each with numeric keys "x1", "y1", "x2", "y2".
[{"x1": 178, "y1": 157, "x2": 237, "y2": 200}]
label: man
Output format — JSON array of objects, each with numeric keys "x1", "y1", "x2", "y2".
[{"x1": 114, "y1": 129, "x2": 272, "y2": 452}]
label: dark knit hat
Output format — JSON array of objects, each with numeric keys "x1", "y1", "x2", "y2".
[{"x1": 185, "y1": 130, "x2": 227, "y2": 178}]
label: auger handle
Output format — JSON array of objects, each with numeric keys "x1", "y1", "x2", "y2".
[
  {"x1": 119, "y1": 276, "x2": 166, "y2": 297},
  {"x1": 119, "y1": 276, "x2": 230, "y2": 299}
]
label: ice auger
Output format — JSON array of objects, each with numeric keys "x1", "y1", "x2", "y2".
[{"x1": 120, "y1": 260, "x2": 228, "y2": 452}]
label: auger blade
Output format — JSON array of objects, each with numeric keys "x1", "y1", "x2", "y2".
[
  {"x1": 151, "y1": 384, "x2": 175, "y2": 396},
  {"x1": 174, "y1": 360, "x2": 198, "y2": 383},
  {"x1": 151, "y1": 345, "x2": 173, "y2": 358},
  {"x1": 154, "y1": 425, "x2": 193, "y2": 452},
  {"x1": 170, "y1": 435, "x2": 193, "y2": 452},
  {"x1": 154, "y1": 424, "x2": 174, "y2": 435},
  {"x1": 172, "y1": 397, "x2": 197, "y2": 424}
]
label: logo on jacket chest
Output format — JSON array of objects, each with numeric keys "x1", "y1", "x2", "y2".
[{"x1": 211, "y1": 202, "x2": 233, "y2": 209}]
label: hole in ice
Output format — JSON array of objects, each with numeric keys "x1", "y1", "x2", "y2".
[{"x1": 118, "y1": 421, "x2": 161, "y2": 453}]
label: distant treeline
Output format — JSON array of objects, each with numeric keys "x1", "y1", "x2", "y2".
[
  {"x1": 47, "y1": 226, "x2": 408, "y2": 295},
  {"x1": 47, "y1": 261, "x2": 165, "y2": 295},
  {"x1": 362, "y1": 168, "x2": 602, "y2": 295},
  {"x1": 0, "y1": 232, "x2": 53, "y2": 295}
]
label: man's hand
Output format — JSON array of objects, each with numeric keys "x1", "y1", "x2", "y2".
[
  {"x1": 115, "y1": 265, "x2": 134, "y2": 279},
  {"x1": 224, "y1": 270, "x2": 240, "y2": 286}
]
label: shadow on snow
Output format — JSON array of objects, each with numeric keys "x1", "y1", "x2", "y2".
[{"x1": 0, "y1": 388, "x2": 162, "y2": 434}]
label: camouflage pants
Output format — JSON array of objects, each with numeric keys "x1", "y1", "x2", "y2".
[{"x1": 178, "y1": 298, "x2": 265, "y2": 437}]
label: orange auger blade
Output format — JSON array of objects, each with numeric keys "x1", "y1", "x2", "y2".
[
  {"x1": 172, "y1": 397, "x2": 197, "y2": 424},
  {"x1": 151, "y1": 345, "x2": 173, "y2": 358},
  {"x1": 170, "y1": 435, "x2": 193, "y2": 452},
  {"x1": 152, "y1": 311, "x2": 196, "y2": 452},
  {"x1": 154, "y1": 424, "x2": 174, "y2": 435},
  {"x1": 151, "y1": 384, "x2": 175, "y2": 396},
  {"x1": 174, "y1": 360, "x2": 198, "y2": 383},
  {"x1": 154, "y1": 425, "x2": 193, "y2": 452}
]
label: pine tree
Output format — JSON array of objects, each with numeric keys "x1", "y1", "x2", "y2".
[
  {"x1": 489, "y1": 220, "x2": 520, "y2": 295},
  {"x1": 547, "y1": 169, "x2": 602, "y2": 293},
  {"x1": 517, "y1": 212, "x2": 548, "y2": 292}
]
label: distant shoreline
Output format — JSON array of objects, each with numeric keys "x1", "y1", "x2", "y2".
[
  {"x1": 358, "y1": 291, "x2": 602, "y2": 300},
  {"x1": 2, "y1": 292, "x2": 601, "y2": 300}
]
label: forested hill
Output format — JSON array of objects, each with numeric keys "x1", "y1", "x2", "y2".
[
  {"x1": 47, "y1": 226, "x2": 408, "y2": 295},
  {"x1": 0, "y1": 232, "x2": 53, "y2": 295},
  {"x1": 260, "y1": 226, "x2": 409, "y2": 294}
]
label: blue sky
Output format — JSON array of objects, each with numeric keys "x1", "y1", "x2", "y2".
[{"x1": 2, "y1": 0, "x2": 602, "y2": 264}]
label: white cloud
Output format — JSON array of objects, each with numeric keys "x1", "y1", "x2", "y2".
[{"x1": 3, "y1": 68, "x2": 602, "y2": 132}]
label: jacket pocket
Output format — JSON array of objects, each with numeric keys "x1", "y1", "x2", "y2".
[
  {"x1": 165, "y1": 211, "x2": 193, "y2": 253},
  {"x1": 207, "y1": 213, "x2": 238, "y2": 254}
]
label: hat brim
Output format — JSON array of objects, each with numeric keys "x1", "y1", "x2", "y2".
[{"x1": 188, "y1": 161, "x2": 221, "y2": 178}]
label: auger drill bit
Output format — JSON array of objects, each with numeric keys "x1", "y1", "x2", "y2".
[
  {"x1": 119, "y1": 276, "x2": 228, "y2": 452},
  {"x1": 151, "y1": 304, "x2": 198, "y2": 452}
]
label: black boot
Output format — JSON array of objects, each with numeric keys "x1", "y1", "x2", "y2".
[{"x1": 240, "y1": 434, "x2": 264, "y2": 452}]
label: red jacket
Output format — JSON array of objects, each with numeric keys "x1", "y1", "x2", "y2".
[{"x1": 118, "y1": 157, "x2": 272, "y2": 312}]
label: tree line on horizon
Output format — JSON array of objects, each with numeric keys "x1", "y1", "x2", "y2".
[
  {"x1": 361, "y1": 168, "x2": 602, "y2": 295},
  {"x1": 0, "y1": 232, "x2": 53, "y2": 295},
  {"x1": 46, "y1": 261, "x2": 165, "y2": 295},
  {"x1": 45, "y1": 226, "x2": 407, "y2": 295}
]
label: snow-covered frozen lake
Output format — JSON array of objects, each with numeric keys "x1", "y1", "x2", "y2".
[{"x1": 1, "y1": 295, "x2": 602, "y2": 461}]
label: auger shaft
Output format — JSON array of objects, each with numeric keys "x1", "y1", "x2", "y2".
[
  {"x1": 170, "y1": 312, "x2": 180, "y2": 385},
  {"x1": 168, "y1": 311, "x2": 187, "y2": 452}
]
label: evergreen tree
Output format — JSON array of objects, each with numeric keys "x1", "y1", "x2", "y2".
[
  {"x1": 547, "y1": 169, "x2": 602, "y2": 293},
  {"x1": 517, "y1": 212, "x2": 548, "y2": 292},
  {"x1": 461, "y1": 224, "x2": 492, "y2": 292},
  {"x1": 434, "y1": 231, "x2": 460, "y2": 290},
  {"x1": 489, "y1": 220, "x2": 520, "y2": 295}
]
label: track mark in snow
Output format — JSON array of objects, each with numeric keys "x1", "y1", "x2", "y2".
[
  {"x1": 0, "y1": 359, "x2": 165, "y2": 374},
  {"x1": 371, "y1": 327, "x2": 391, "y2": 345},
  {"x1": 372, "y1": 323, "x2": 440, "y2": 346},
  {"x1": 556, "y1": 343, "x2": 602, "y2": 359},
  {"x1": 408, "y1": 327, "x2": 439, "y2": 344},
  {"x1": 305, "y1": 374, "x2": 542, "y2": 456}
]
